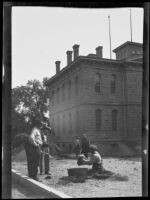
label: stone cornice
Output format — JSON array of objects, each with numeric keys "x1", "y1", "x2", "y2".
[{"x1": 45, "y1": 56, "x2": 142, "y2": 87}]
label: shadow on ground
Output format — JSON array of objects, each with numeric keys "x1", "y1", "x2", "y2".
[{"x1": 57, "y1": 171, "x2": 129, "y2": 186}]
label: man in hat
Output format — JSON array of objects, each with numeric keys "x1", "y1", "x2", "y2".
[{"x1": 40, "y1": 121, "x2": 51, "y2": 175}]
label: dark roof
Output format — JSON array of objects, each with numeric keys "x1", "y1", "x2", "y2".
[{"x1": 113, "y1": 41, "x2": 143, "y2": 53}]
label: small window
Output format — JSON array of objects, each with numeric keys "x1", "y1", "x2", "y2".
[
  {"x1": 63, "y1": 114, "x2": 65, "y2": 135},
  {"x1": 96, "y1": 109, "x2": 102, "y2": 131},
  {"x1": 94, "y1": 73, "x2": 101, "y2": 93},
  {"x1": 69, "y1": 112, "x2": 72, "y2": 134},
  {"x1": 57, "y1": 115, "x2": 60, "y2": 135},
  {"x1": 76, "y1": 110, "x2": 79, "y2": 134},
  {"x1": 112, "y1": 109, "x2": 118, "y2": 131},
  {"x1": 111, "y1": 74, "x2": 117, "y2": 94}
]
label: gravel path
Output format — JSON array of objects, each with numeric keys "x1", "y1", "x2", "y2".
[{"x1": 12, "y1": 156, "x2": 142, "y2": 198}]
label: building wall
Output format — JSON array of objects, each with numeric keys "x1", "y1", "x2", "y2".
[
  {"x1": 49, "y1": 65, "x2": 84, "y2": 141},
  {"x1": 125, "y1": 66, "x2": 142, "y2": 141},
  {"x1": 79, "y1": 63, "x2": 124, "y2": 104},
  {"x1": 80, "y1": 105, "x2": 125, "y2": 141},
  {"x1": 47, "y1": 60, "x2": 142, "y2": 145}
]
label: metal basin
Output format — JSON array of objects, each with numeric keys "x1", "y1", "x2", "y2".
[{"x1": 67, "y1": 168, "x2": 88, "y2": 176}]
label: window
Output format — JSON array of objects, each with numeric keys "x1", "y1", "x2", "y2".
[
  {"x1": 57, "y1": 115, "x2": 60, "y2": 135},
  {"x1": 96, "y1": 109, "x2": 102, "y2": 131},
  {"x1": 69, "y1": 112, "x2": 72, "y2": 134},
  {"x1": 76, "y1": 110, "x2": 79, "y2": 134},
  {"x1": 95, "y1": 73, "x2": 101, "y2": 93},
  {"x1": 57, "y1": 87, "x2": 59, "y2": 104},
  {"x1": 62, "y1": 83, "x2": 65, "y2": 102},
  {"x1": 112, "y1": 109, "x2": 118, "y2": 131},
  {"x1": 75, "y1": 76, "x2": 79, "y2": 95},
  {"x1": 110, "y1": 74, "x2": 117, "y2": 94},
  {"x1": 63, "y1": 114, "x2": 65, "y2": 135},
  {"x1": 53, "y1": 116, "x2": 56, "y2": 135},
  {"x1": 68, "y1": 80, "x2": 71, "y2": 99}
]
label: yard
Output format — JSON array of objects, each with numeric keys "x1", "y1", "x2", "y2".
[{"x1": 12, "y1": 152, "x2": 142, "y2": 198}]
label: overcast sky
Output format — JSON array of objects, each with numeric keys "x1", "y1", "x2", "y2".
[{"x1": 12, "y1": 7, "x2": 143, "y2": 88}]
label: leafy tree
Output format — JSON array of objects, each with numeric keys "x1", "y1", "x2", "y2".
[{"x1": 12, "y1": 78, "x2": 49, "y2": 138}]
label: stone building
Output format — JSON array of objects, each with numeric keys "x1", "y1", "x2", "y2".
[{"x1": 45, "y1": 41, "x2": 143, "y2": 152}]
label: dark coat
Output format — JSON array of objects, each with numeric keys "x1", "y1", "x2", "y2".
[{"x1": 13, "y1": 133, "x2": 41, "y2": 179}]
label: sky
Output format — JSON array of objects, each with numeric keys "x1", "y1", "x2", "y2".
[{"x1": 12, "y1": 7, "x2": 143, "y2": 88}]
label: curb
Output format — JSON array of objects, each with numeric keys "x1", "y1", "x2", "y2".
[{"x1": 12, "y1": 169, "x2": 71, "y2": 198}]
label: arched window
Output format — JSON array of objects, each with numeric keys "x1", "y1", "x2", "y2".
[
  {"x1": 57, "y1": 115, "x2": 60, "y2": 135},
  {"x1": 112, "y1": 109, "x2": 118, "y2": 131},
  {"x1": 53, "y1": 116, "x2": 56, "y2": 135},
  {"x1": 62, "y1": 114, "x2": 65, "y2": 135},
  {"x1": 62, "y1": 83, "x2": 65, "y2": 102},
  {"x1": 76, "y1": 110, "x2": 79, "y2": 134},
  {"x1": 95, "y1": 73, "x2": 101, "y2": 93},
  {"x1": 57, "y1": 87, "x2": 59, "y2": 104},
  {"x1": 110, "y1": 74, "x2": 117, "y2": 94},
  {"x1": 75, "y1": 76, "x2": 79, "y2": 95},
  {"x1": 69, "y1": 112, "x2": 72, "y2": 134},
  {"x1": 68, "y1": 80, "x2": 71, "y2": 99},
  {"x1": 96, "y1": 109, "x2": 102, "y2": 131}
]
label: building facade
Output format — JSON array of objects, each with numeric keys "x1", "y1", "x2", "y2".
[{"x1": 45, "y1": 41, "x2": 143, "y2": 151}]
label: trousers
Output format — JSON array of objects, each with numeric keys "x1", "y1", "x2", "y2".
[{"x1": 40, "y1": 152, "x2": 49, "y2": 174}]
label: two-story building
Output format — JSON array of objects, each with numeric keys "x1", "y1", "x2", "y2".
[{"x1": 45, "y1": 41, "x2": 143, "y2": 152}]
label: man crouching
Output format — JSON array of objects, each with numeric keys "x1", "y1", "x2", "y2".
[{"x1": 77, "y1": 145, "x2": 103, "y2": 173}]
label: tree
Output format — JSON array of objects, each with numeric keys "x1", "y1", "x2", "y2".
[{"x1": 12, "y1": 78, "x2": 49, "y2": 138}]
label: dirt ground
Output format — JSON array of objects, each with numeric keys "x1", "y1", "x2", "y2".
[
  {"x1": 12, "y1": 154, "x2": 142, "y2": 198},
  {"x1": 12, "y1": 183, "x2": 46, "y2": 199}
]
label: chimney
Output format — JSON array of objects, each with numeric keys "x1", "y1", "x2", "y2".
[
  {"x1": 55, "y1": 61, "x2": 61, "y2": 74},
  {"x1": 66, "y1": 51, "x2": 72, "y2": 65},
  {"x1": 95, "y1": 46, "x2": 103, "y2": 58},
  {"x1": 73, "y1": 44, "x2": 80, "y2": 60}
]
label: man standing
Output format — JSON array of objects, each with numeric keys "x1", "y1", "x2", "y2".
[
  {"x1": 12, "y1": 126, "x2": 43, "y2": 181},
  {"x1": 29, "y1": 125, "x2": 43, "y2": 179},
  {"x1": 40, "y1": 122, "x2": 51, "y2": 175}
]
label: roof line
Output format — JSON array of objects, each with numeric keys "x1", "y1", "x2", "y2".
[
  {"x1": 45, "y1": 55, "x2": 141, "y2": 86},
  {"x1": 113, "y1": 41, "x2": 143, "y2": 52}
]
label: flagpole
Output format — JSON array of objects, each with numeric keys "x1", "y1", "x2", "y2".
[
  {"x1": 130, "y1": 8, "x2": 133, "y2": 42},
  {"x1": 108, "y1": 15, "x2": 112, "y2": 59}
]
